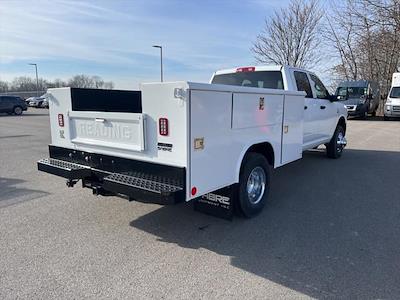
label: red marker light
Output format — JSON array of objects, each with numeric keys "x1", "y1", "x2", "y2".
[
  {"x1": 191, "y1": 187, "x2": 197, "y2": 196},
  {"x1": 58, "y1": 114, "x2": 64, "y2": 127},
  {"x1": 159, "y1": 118, "x2": 169, "y2": 136},
  {"x1": 236, "y1": 66, "x2": 255, "y2": 73}
]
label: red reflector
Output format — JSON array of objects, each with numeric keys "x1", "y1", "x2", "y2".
[
  {"x1": 236, "y1": 66, "x2": 255, "y2": 73},
  {"x1": 159, "y1": 118, "x2": 169, "y2": 136},
  {"x1": 58, "y1": 114, "x2": 64, "y2": 127},
  {"x1": 191, "y1": 187, "x2": 197, "y2": 196}
]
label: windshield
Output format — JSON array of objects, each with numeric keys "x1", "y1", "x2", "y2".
[
  {"x1": 211, "y1": 71, "x2": 284, "y2": 90},
  {"x1": 389, "y1": 87, "x2": 400, "y2": 98},
  {"x1": 335, "y1": 87, "x2": 367, "y2": 98}
]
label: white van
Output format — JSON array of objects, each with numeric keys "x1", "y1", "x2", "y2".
[{"x1": 384, "y1": 73, "x2": 400, "y2": 120}]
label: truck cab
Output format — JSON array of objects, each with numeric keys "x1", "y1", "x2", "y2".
[
  {"x1": 335, "y1": 80, "x2": 380, "y2": 118},
  {"x1": 210, "y1": 65, "x2": 347, "y2": 150}
]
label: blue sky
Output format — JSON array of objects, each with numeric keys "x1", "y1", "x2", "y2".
[{"x1": 1, "y1": 0, "x2": 295, "y2": 89}]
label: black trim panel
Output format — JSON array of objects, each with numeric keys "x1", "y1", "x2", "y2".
[{"x1": 71, "y1": 88, "x2": 142, "y2": 113}]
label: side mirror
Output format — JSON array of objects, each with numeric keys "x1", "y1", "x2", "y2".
[{"x1": 328, "y1": 95, "x2": 337, "y2": 102}]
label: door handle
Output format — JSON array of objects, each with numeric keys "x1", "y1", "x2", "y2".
[
  {"x1": 320, "y1": 105, "x2": 326, "y2": 109},
  {"x1": 95, "y1": 118, "x2": 106, "y2": 123},
  {"x1": 304, "y1": 106, "x2": 308, "y2": 110}
]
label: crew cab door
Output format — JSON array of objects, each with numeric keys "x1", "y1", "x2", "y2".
[
  {"x1": 309, "y1": 74, "x2": 337, "y2": 140},
  {"x1": 293, "y1": 71, "x2": 318, "y2": 145}
]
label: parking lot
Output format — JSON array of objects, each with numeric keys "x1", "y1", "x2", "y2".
[{"x1": 0, "y1": 109, "x2": 399, "y2": 299}]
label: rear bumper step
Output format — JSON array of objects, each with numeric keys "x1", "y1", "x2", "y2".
[
  {"x1": 102, "y1": 172, "x2": 184, "y2": 204},
  {"x1": 38, "y1": 157, "x2": 184, "y2": 204},
  {"x1": 38, "y1": 158, "x2": 91, "y2": 179}
]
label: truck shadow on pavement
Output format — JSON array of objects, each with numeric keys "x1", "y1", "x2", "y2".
[
  {"x1": 130, "y1": 149, "x2": 400, "y2": 299},
  {"x1": 0, "y1": 177, "x2": 49, "y2": 208}
]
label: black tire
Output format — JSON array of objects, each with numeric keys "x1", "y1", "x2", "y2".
[
  {"x1": 13, "y1": 106, "x2": 23, "y2": 115},
  {"x1": 237, "y1": 153, "x2": 271, "y2": 218},
  {"x1": 372, "y1": 110, "x2": 376, "y2": 117},
  {"x1": 384, "y1": 116, "x2": 389, "y2": 121},
  {"x1": 326, "y1": 125, "x2": 345, "y2": 159},
  {"x1": 361, "y1": 110, "x2": 368, "y2": 120}
]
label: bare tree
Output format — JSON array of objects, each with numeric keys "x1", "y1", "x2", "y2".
[
  {"x1": 1, "y1": 75, "x2": 114, "y2": 93},
  {"x1": 103, "y1": 81, "x2": 114, "y2": 89},
  {"x1": 251, "y1": 0, "x2": 323, "y2": 68},
  {"x1": 325, "y1": 0, "x2": 400, "y2": 96},
  {"x1": 0, "y1": 80, "x2": 8, "y2": 93},
  {"x1": 324, "y1": 7, "x2": 360, "y2": 80},
  {"x1": 68, "y1": 75, "x2": 95, "y2": 88},
  {"x1": 67, "y1": 75, "x2": 114, "y2": 89}
]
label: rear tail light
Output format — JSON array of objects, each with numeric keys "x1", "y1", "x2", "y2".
[
  {"x1": 58, "y1": 114, "x2": 64, "y2": 127},
  {"x1": 159, "y1": 118, "x2": 169, "y2": 136},
  {"x1": 236, "y1": 66, "x2": 255, "y2": 73}
]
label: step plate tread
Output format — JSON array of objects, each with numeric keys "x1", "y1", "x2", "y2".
[
  {"x1": 104, "y1": 172, "x2": 183, "y2": 195},
  {"x1": 38, "y1": 158, "x2": 89, "y2": 171}
]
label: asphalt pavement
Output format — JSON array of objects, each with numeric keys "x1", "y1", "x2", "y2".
[{"x1": 0, "y1": 109, "x2": 399, "y2": 299}]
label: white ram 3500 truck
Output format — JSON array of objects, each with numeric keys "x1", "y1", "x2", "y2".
[{"x1": 38, "y1": 65, "x2": 347, "y2": 218}]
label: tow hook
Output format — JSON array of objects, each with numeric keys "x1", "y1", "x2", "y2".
[{"x1": 66, "y1": 179, "x2": 79, "y2": 188}]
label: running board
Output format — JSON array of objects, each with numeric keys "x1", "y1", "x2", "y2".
[{"x1": 37, "y1": 158, "x2": 91, "y2": 179}]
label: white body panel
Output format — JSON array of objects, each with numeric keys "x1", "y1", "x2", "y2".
[{"x1": 69, "y1": 111, "x2": 145, "y2": 152}]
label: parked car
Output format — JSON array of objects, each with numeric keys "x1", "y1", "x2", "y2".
[
  {"x1": 27, "y1": 96, "x2": 46, "y2": 108},
  {"x1": 384, "y1": 73, "x2": 400, "y2": 120},
  {"x1": 335, "y1": 80, "x2": 380, "y2": 118},
  {"x1": 0, "y1": 95, "x2": 28, "y2": 115},
  {"x1": 41, "y1": 97, "x2": 49, "y2": 108}
]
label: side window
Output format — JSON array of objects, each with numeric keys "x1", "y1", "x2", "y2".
[
  {"x1": 310, "y1": 74, "x2": 329, "y2": 99},
  {"x1": 294, "y1": 71, "x2": 313, "y2": 98}
]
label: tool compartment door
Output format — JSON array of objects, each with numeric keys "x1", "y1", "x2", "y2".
[
  {"x1": 280, "y1": 94, "x2": 304, "y2": 164},
  {"x1": 189, "y1": 90, "x2": 234, "y2": 198}
]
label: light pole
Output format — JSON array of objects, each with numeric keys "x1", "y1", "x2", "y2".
[
  {"x1": 152, "y1": 45, "x2": 163, "y2": 82},
  {"x1": 29, "y1": 63, "x2": 39, "y2": 97}
]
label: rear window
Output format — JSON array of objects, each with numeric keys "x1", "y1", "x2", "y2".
[{"x1": 211, "y1": 71, "x2": 284, "y2": 90}]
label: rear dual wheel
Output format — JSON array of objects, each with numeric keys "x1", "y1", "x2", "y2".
[{"x1": 237, "y1": 153, "x2": 271, "y2": 218}]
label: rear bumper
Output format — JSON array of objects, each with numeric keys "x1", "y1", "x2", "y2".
[{"x1": 38, "y1": 146, "x2": 186, "y2": 204}]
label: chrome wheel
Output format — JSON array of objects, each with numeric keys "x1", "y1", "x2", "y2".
[
  {"x1": 246, "y1": 166, "x2": 266, "y2": 205},
  {"x1": 336, "y1": 131, "x2": 347, "y2": 153}
]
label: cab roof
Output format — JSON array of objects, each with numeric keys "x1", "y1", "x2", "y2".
[{"x1": 214, "y1": 65, "x2": 284, "y2": 75}]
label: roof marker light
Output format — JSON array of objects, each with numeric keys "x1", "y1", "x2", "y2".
[{"x1": 236, "y1": 66, "x2": 255, "y2": 73}]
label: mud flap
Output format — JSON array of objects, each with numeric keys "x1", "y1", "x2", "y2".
[{"x1": 193, "y1": 184, "x2": 237, "y2": 220}]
